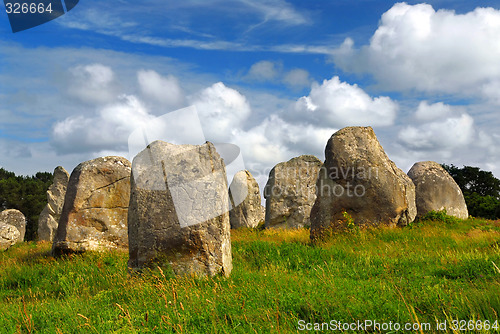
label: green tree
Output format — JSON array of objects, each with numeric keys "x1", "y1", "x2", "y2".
[
  {"x1": 442, "y1": 164, "x2": 500, "y2": 219},
  {"x1": 0, "y1": 168, "x2": 53, "y2": 240}
]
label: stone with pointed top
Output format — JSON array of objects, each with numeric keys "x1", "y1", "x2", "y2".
[
  {"x1": 310, "y1": 126, "x2": 417, "y2": 241},
  {"x1": 38, "y1": 166, "x2": 69, "y2": 242},
  {"x1": 52, "y1": 156, "x2": 131, "y2": 255}
]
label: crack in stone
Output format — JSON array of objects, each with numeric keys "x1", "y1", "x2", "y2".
[
  {"x1": 92, "y1": 176, "x2": 129, "y2": 192},
  {"x1": 79, "y1": 206, "x2": 129, "y2": 210}
]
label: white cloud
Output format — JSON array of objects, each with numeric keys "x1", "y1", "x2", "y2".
[
  {"x1": 480, "y1": 80, "x2": 500, "y2": 105},
  {"x1": 246, "y1": 60, "x2": 281, "y2": 81},
  {"x1": 334, "y1": 3, "x2": 500, "y2": 101},
  {"x1": 414, "y1": 101, "x2": 452, "y2": 122},
  {"x1": 64, "y1": 75, "x2": 335, "y2": 191},
  {"x1": 282, "y1": 69, "x2": 311, "y2": 89},
  {"x1": 121, "y1": 34, "x2": 249, "y2": 51},
  {"x1": 228, "y1": 114, "x2": 335, "y2": 188},
  {"x1": 52, "y1": 95, "x2": 154, "y2": 154},
  {"x1": 290, "y1": 76, "x2": 398, "y2": 128},
  {"x1": 399, "y1": 112, "x2": 475, "y2": 151},
  {"x1": 245, "y1": 61, "x2": 311, "y2": 89},
  {"x1": 239, "y1": 0, "x2": 309, "y2": 26},
  {"x1": 56, "y1": 0, "x2": 318, "y2": 54},
  {"x1": 59, "y1": 8, "x2": 138, "y2": 32},
  {"x1": 121, "y1": 34, "x2": 335, "y2": 54},
  {"x1": 191, "y1": 82, "x2": 252, "y2": 142},
  {"x1": 137, "y1": 70, "x2": 185, "y2": 109},
  {"x1": 67, "y1": 64, "x2": 117, "y2": 104}
]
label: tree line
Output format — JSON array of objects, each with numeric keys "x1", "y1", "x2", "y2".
[
  {"x1": 0, "y1": 168, "x2": 53, "y2": 240},
  {"x1": 442, "y1": 164, "x2": 500, "y2": 219}
]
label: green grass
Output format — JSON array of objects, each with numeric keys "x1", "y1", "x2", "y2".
[{"x1": 1, "y1": 215, "x2": 499, "y2": 333}]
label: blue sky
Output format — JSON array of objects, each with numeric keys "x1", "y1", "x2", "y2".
[{"x1": 1, "y1": 0, "x2": 500, "y2": 187}]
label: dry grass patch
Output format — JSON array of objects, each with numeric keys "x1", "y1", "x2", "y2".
[{"x1": 231, "y1": 227, "x2": 309, "y2": 244}]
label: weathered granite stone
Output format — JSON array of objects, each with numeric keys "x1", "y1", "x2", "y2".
[
  {"x1": 0, "y1": 209, "x2": 26, "y2": 242},
  {"x1": 408, "y1": 161, "x2": 468, "y2": 219},
  {"x1": 128, "y1": 140, "x2": 232, "y2": 277},
  {"x1": 0, "y1": 224, "x2": 20, "y2": 251},
  {"x1": 264, "y1": 155, "x2": 322, "y2": 229},
  {"x1": 310, "y1": 126, "x2": 417, "y2": 241},
  {"x1": 52, "y1": 156, "x2": 131, "y2": 255},
  {"x1": 38, "y1": 166, "x2": 69, "y2": 242},
  {"x1": 229, "y1": 170, "x2": 264, "y2": 229}
]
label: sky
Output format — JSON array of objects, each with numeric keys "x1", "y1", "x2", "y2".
[{"x1": 1, "y1": 0, "x2": 500, "y2": 190}]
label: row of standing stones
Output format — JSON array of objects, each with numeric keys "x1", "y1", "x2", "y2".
[{"x1": 1, "y1": 126, "x2": 468, "y2": 278}]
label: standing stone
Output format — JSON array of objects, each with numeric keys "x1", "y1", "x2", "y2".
[
  {"x1": 408, "y1": 161, "x2": 468, "y2": 219},
  {"x1": 52, "y1": 156, "x2": 131, "y2": 255},
  {"x1": 128, "y1": 141, "x2": 232, "y2": 277},
  {"x1": 0, "y1": 224, "x2": 20, "y2": 251},
  {"x1": 0, "y1": 209, "x2": 26, "y2": 242},
  {"x1": 38, "y1": 166, "x2": 69, "y2": 242},
  {"x1": 310, "y1": 127, "x2": 416, "y2": 241},
  {"x1": 229, "y1": 170, "x2": 265, "y2": 229},
  {"x1": 264, "y1": 155, "x2": 322, "y2": 229}
]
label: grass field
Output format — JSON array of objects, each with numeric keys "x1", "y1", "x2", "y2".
[{"x1": 1, "y1": 214, "x2": 499, "y2": 333}]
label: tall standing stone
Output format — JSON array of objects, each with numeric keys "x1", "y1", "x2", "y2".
[
  {"x1": 264, "y1": 155, "x2": 322, "y2": 229},
  {"x1": 310, "y1": 127, "x2": 416, "y2": 241},
  {"x1": 408, "y1": 161, "x2": 468, "y2": 219},
  {"x1": 52, "y1": 156, "x2": 131, "y2": 255},
  {"x1": 229, "y1": 170, "x2": 264, "y2": 229},
  {"x1": 128, "y1": 140, "x2": 232, "y2": 277},
  {"x1": 38, "y1": 166, "x2": 69, "y2": 242},
  {"x1": 0, "y1": 209, "x2": 26, "y2": 242}
]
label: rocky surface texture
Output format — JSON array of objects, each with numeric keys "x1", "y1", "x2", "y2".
[
  {"x1": 408, "y1": 161, "x2": 468, "y2": 219},
  {"x1": 310, "y1": 126, "x2": 416, "y2": 241},
  {"x1": 128, "y1": 140, "x2": 232, "y2": 277},
  {"x1": 52, "y1": 156, "x2": 131, "y2": 255},
  {"x1": 38, "y1": 166, "x2": 70, "y2": 242},
  {"x1": 0, "y1": 209, "x2": 26, "y2": 242},
  {"x1": 0, "y1": 224, "x2": 20, "y2": 251},
  {"x1": 229, "y1": 170, "x2": 264, "y2": 229},
  {"x1": 264, "y1": 155, "x2": 322, "y2": 229}
]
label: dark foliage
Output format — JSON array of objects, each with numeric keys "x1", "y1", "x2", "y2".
[
  {"x1": 0, "y1": 168, "x2": 53, "y2": 240},
  {"x1": 442, "y1": 164, "x2": 500, "y2": 219}
]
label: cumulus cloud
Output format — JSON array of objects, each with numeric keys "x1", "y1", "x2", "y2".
[
  {"x1": 49, "y1": 61, "x2": 499, "y2": 192},
  {"x1": 480, "y1": 80, "x2": 500, "y2": 105},
  {"x1": 53, "y1": 78, "x2": 256, "y2": 160},
  {"x1": 227, "y1": 114, "x2": 335, "y2": 188},
  {"x1": 246, "y1": 60, "x2": 282, "y2": 81},
  {"x1": 334, "y1": 3, "x2": 500, "y2": 101},
  {"x1": 282, "y1": 69, "x2": 311, "y2": 89},
  {"x1": 245, "y1": 60, "x2": 310, "y2": 89},
  {"x1": 399, "y1": 105, "x2": 475, "y2": 151},
  {"x1": 60, "y1": 75, "x2": 336, "y2": 190},
  {"x1": 52, "y1": 95, "x2": 154, "y2": 154},
  {"x1": 67, "y1": 64, "x2": 117, "y2": 104},
  {"x1": 414, "y1": 101, "x2": 452, "y2": 122},
  {"x1": 237, "y1": 115, "x2": 333, "y2": 163},
  {"x1": 191, "y1": 82, "x2": 252, "y2": 142},
  {"x1": 137, "y1": 70, "x2": 184, "y2": 109},
  {"x1": 290, "y1": 76, "x2": 398, "y2": 127}
]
